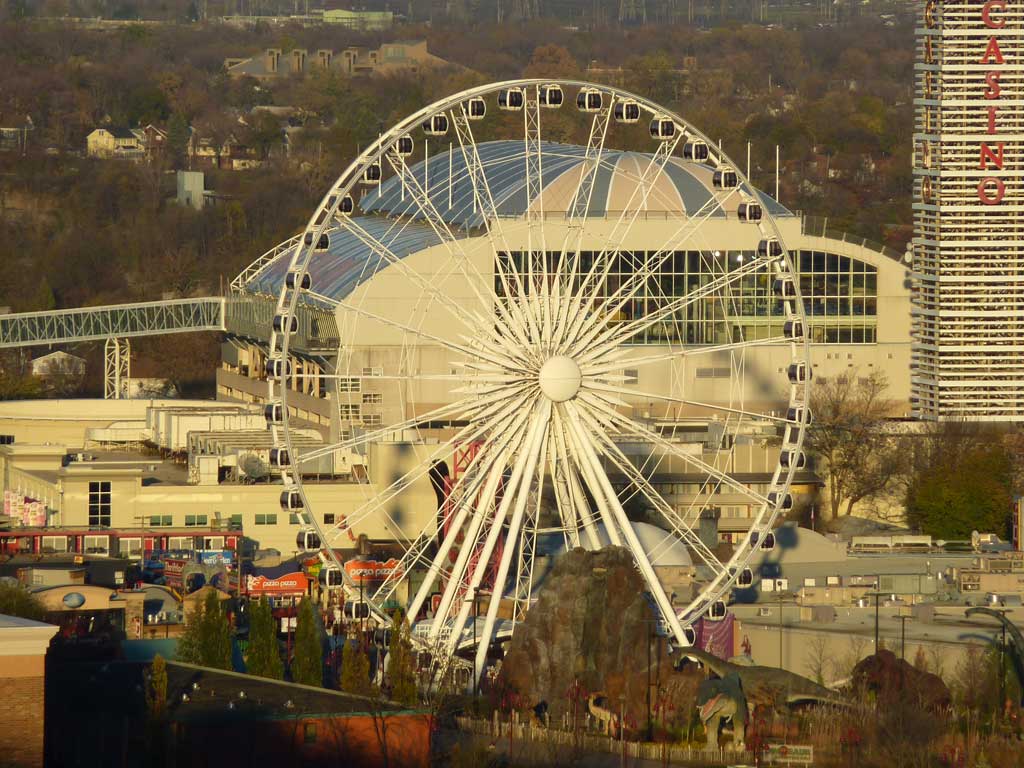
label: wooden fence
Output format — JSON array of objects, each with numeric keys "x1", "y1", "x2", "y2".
[{"x1": 454, "y1": 715, "x2": 749, "y2": 766}]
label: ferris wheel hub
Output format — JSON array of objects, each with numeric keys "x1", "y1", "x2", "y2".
[{"x1": 539, "y1": 356, "x2": 582, "y2": 403}]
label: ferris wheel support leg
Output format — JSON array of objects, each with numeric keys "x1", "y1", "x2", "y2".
[
  {"x1": 564, "y1": 403, "x2": 689, "y2": 648},
  {"x1": 473, "y1": 417, "x2": 548, "y2": 688},
  {"x1": 443, "y1": 404, "x2": 549, "y2": 657},
  {"x1": 421, "y1": 454, "x2": 513, "y2": 640},
  {"x1": 425, "y1": 418, "x2": 536, "y2": 642}
]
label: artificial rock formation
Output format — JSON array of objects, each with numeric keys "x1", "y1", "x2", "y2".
[
  {"x1": 851, "y1": 649, "x2": 951, "y2": 711},
  {"x1": 497, "y1": 546, "x2": 660, "y2": 723}
]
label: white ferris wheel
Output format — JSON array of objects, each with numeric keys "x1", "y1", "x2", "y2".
[{"x1": 265, "y1": 80, "x2": 811, "y2": 685}]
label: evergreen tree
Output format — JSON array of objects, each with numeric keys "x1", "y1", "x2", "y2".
[
  {"x1": 387, "y1": 611, "x2": 418, "y2": 706},
  {"x1": 29, "y1": 276, "x2": 56, "y2": 312},
  {"x1": 144, "y1": 654, "x2": 168, "y2": 766},
  {"x1": 340, "y1": 638, "x2": 374, "y2": 697},
  {"x1": 245, "y1": 597, "x2": 283, "y2": 680},
  {"x1": 166, "y1": 113, "x2": 190, "y2": 170},
  {"x1": 177, "y1": 590, "x2": 232, "y2": 670},
  {"x1": 291, "y1": 598, "x2": 323, "y2": 687},
  {"x1": 145, "y1": 654, "x2": 168, "y2": 720}
]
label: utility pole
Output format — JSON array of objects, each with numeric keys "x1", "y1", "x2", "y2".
[
  {"x1": 619, "y1": 695, "x2": 626, "y2": 768},
  {"x1": 776, "y1": 593, "x2": 796, "y2": 669},
  {"x1": 646, "y1": 625, "x2": 652, "y2": 742},
  {"x1": 894, "y1": 615, "x2": 911, "y2": 662},
  {"x1": 999, "y1": 614, "x2": 1008, "y2": 716},
  {"x1": 864, "y1": 591, "x2": 887, "y2": 655}
]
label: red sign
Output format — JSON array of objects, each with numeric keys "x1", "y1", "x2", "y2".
[
  {"x1": 978, "y1": 0, "x2": 1007, "y2": 204},
  {"x1": 164, "y1": 558, "x2": 187, "y2": 588},
  {"x1": 344, "y1": 558, "x2": 403, "y2": 584},
  {"x1": 247, "y1": 571, "x2": 309, "y2": 596}
]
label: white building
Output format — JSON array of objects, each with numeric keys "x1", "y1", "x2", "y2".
[{"x1": 912, "y1": 0, "x2": 1024, "y2": 420}]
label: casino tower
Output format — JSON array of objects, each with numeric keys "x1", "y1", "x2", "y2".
[{"x1": 913, "y1": 0, "x2": 1024, "y2": 420}]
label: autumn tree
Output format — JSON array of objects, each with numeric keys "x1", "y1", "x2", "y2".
[
  {"x1": 291, "y1": 597, "x2": 323, "y2": 687},
  {"x1": 522, "y1": 44, "x2": 580, "y2": 79},
  {"x1": 807, "y1": 369, "x2": 904, "y2": 520},
  {"x1": 245, "y1": 596, "x2": 283, "y2": 680},
  {"x1": 0, "y1": 581, "x2": 46, "y2": 620},
  {"x1": 177, "y1": 590, "x2": 233, "y2": 670}
]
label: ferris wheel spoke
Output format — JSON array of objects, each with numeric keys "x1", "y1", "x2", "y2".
[
  {"x1": 323, "y1": 292, "x2": 522, "y2": 369},
  {"x1": 511, "y1": 428, "x2": 547, "y2": 628},
  {"x1": 582, "y1": 334, "x2": 792, "y2": 377},
  {"x1": 601, "y1": 407, "x2": 771, "y2": 505},
  {"x1": 421, "y1": 459, "x2": 508, "y2": 642},
  {"x1": 575, "y1": 254, "x2": 768, "y2": 362},
  {"x1": 292, "y1": 399, "x2": 468, "y2": 466},
  {"x1": 571, "y1": 405, "x2": 726, "y2": 575},
  {"x1": 582, "y1": 381, "x2": 794, "y2": 426},
  {"x1": 334, "y1": 215, "x2": 494, "y2": 340},
  {"x1": 560, "y1": 183, "x2": 743, "y2": 355},
  {"x1": 449, "y1": 105, "x2": 529, "y2": 332},
  {"x1": 562, "y1": 401, "x2": 690, "y2": 646},
  {"x1": 549, "y1": 407, "x2": 601, "y2": 550},
  {"x1": 385, "y1": 151, "x2": 536, "y2": 351}
]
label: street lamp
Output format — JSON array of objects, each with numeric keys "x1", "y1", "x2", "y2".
[{"x1": 776, "y1": 592, "x2": 798, "y2": 670}]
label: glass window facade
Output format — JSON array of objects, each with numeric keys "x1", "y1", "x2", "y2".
[{"x1": 497, "y1": 250, "x2": 877, "y2": 345}]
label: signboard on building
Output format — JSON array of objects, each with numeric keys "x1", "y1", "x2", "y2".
[
  {"x1": 198, "y1": 550, "x2": 235, "y2": 567},
  {"x1": 344, "y1": 557, "x2": 402, "y2": 585},
  {"x1": 164, "y1": 557, "x2": 187, "y2": 588},
  {"x1": 247, "y1": 572, "x2": 309, "y2": 597},
  {"x1": 764, "y1": 744, "x2": 813, "y2": 764}
]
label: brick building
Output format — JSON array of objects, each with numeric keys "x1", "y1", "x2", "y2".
[{"x1": 0, "y1": 615, "x2": 58, "y2": 768}]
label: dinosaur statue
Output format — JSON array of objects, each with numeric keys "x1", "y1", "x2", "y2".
[
  {"x1": 966, "y1": 606, "x2": 1024, "y2": 706},
  {"x1": 587, "y1": 692, "x2": 620, "y2": 736},
  {"x1": 678, "y1": 647, "x2": 842, "y2": 707},
  {"x1": 678, "y1": 647, "x2": 844, "y2": 746},
  {"x1": 697, "y1": 672, "x2": 747, "y2": 750}
]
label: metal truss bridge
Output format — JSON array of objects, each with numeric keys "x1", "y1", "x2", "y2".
[{"x1": 0, "y1": 295, "x2": 337, "y2": 352}]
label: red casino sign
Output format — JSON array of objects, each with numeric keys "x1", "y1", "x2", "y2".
[{"x1": 978, "y1": 0, "x2": 1007, "y2": 204}]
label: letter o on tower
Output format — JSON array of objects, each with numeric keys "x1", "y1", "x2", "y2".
[{"x1": 978, "y1": 177, "x2": 1006, "y2": 205}]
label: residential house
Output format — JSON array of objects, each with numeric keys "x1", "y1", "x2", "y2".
[
  {"x1": 30, "y1": 351, "x2": 86, "y2": 379},
  {"x1": 0, "y1": 116, "x2": 33, "y2": 154},
  {"x1": 85, "y1": 125, "x2": 167, "y2": 161},
  {"x1": 188, "y1": 133, "x2": 263, "y2": 171},
  {"x1": 86, "y1": 127, "x2": 145, "y2": 159}
]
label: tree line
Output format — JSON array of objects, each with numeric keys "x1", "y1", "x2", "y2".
[{"x1": 806, "y1": 370, "x2": 1019, "y2": 541}]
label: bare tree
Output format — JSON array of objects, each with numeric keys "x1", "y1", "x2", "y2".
[
  {"x1": 804, "y1": 634, "x2": 830, "y2": 686},
  {"x1": 808, "y1": 369, "x2": 905, "y2": 520}
]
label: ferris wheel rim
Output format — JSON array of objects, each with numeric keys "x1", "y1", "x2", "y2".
[{"x1": 266, "y1": 79, "x2": 812, "y2": 665}]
